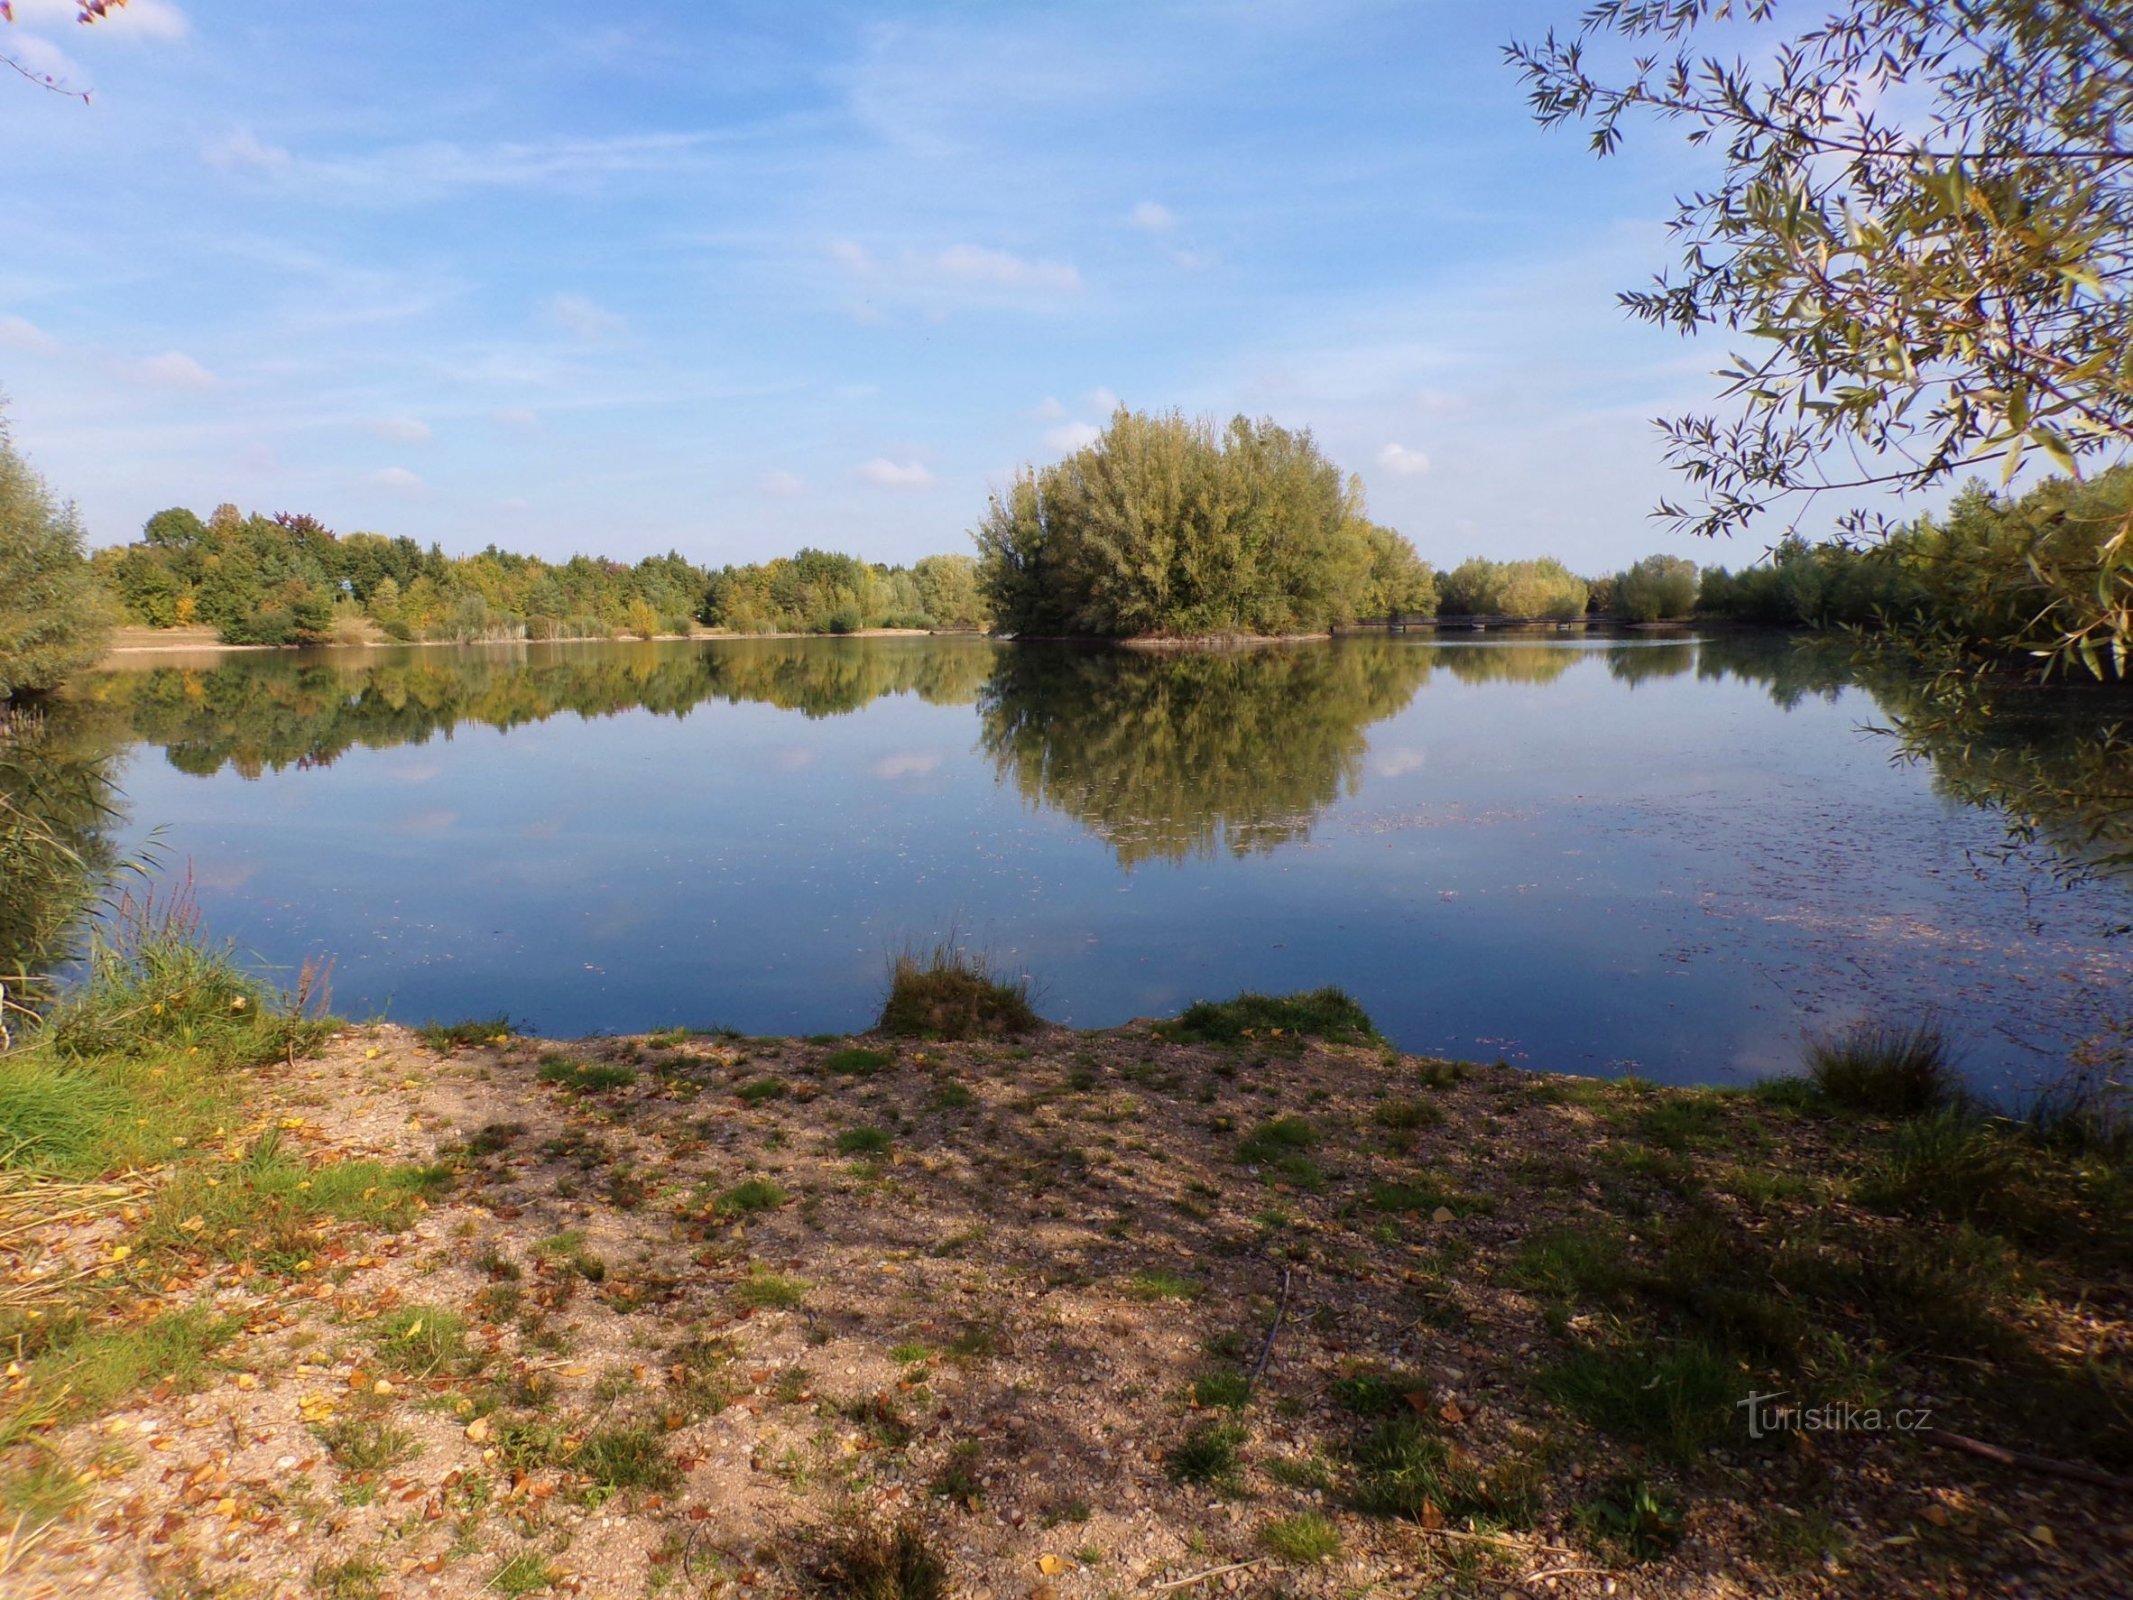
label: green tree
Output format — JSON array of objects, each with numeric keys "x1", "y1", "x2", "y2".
[
  {"x1": 0, "y1": 429, "x2": 115, "y2": 701},
  {"x1": 1613, "y1": 555, "x2": 1700, "y2": 622},
  {"x1": 1510, "y1": 0, "x2": 2133, "y2": 671},
  {"x1": 974, "y1": 409, "x2": 1418, "y2": 637}
]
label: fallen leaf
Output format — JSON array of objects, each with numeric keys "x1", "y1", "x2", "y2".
[{"x1": 1037, "y1": 1554, "x2": 1065, "y2": 1576}]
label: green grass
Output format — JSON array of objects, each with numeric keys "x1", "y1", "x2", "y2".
[
  {"x1": 736, "y1": 1077, "x2": 790, "y2": 1104},
  {"x1": 836, "y1": 1126, "x2": 893, "y2": 1156},
  {"x1": 1258, "y1": 1511, "x2": 1341, "y2": 1562},
  {"x1": 0, "y1": 1456, "x2": 87, "y2": 1529},
  {"x1": 573, "y1": 1423, "x2": 680, "y2": 1500},
  {"x1": 1329, "y1": 1371, "x2": 1429, "y2": 1418},
  {"x1": 317, "y1": 1414, "x2": 421, "y2": 1476},
  {"x1": 1166, "y1": 1420, "x2": 1245, "y2": 1486},
  {"x1": 1512, "y1": 1225, "x2": 1635, "y2": 1302},
  {"x1": 0, "y1": 1305, "x2": 237, "y2": 1451},
  {"x1": 415, "y1": 1016, "x2": 511, "y2": 1051},
  {"x1": 1372, "y1": 1098, "x2": 1443, "y2": 1131},
  {"x1": 490, "y1": 1549, "x2": 562, "y2": 1597},
  {"x1": 1576, "y1": 1474, "x2": 1685, "y2": 1560},
  {"x1": 1537, "y1": 1332, "x2": 1744, "y2": 1463},
  {"x1": 310, "y1": 1554, "x2": 388, "y2": 1600},
  {"x1": 929, "y1": 1440, "x2": 984, "y2": 1505},
  {"x1": 1189, "y1": 1367, "x2": 1251, "y2": 1410},
  {"x1": 1348, "y1": 1419, "x2": 1539, "y2": 1527},
  {"x1": 824, "y1": 1047, "x2": 894, "y2": 1075},
  {"x1": 879, "y1": 941, "x2": 1039, "y2": 1041},
  {"x1": 140, "y1": 1132, "x2": 447, "y2": 1270},
  {"x1": 1160, "y1": 987, "x2": 1378, "y2": 1046},
  {"x1": 535, "y1": 1055, "x2": 638, "y2": 1092},
  {"x1": 1236, "y1": 1116, "x2": 1315, "y2": 1164},
  {"x1": 1802, "y1": 1019, "x2": 1956, "y2": 1115},
  {"x1": 371, "y1": 1305, "x2": 472, "y2": 1379},
  {"x1": 811, "y1": 1520, "x2": 949, "y2": 1600},
  {"x1": 713, "y1": 1177, "x2": 789, "y2": 1217},
  {"x1": 732, "y1": 1269, "x2": 807, "y2": 1310}
]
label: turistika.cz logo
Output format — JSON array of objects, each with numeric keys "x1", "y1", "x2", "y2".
[{"x1": 1738, "y1": 1390, "x2": 1932, "y2": 1441}]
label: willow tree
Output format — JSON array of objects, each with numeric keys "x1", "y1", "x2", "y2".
[
  {"x1": 974, "y1": 409, "x2": 1429, "y2": 637},
  {"x1": 1509, "y1": 0, "x2": 2133, "y2": 673},
  {"x1": 0, "y1": 427, "x2": 114, "y2": 702}
]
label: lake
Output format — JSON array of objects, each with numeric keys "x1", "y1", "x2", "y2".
[{"x1": 35, "y1": 632, "x2": 2133, "y2": 1096}]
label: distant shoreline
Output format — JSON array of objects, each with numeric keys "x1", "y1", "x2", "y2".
[{"x1": 94, "y1": 624, "x2": 944, "y2": 666}]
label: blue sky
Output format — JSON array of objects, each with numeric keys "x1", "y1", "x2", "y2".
[{"x1": 3, "y1": 0, "x2": 1753, "y2": 574}]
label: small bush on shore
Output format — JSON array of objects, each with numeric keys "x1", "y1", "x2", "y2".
[
  {"x1": 1803, "y1": 1019, "x2": 1956, "y2": 1115},
  {"x1": 879, "y1": 943, "x2": 1038, "y2": 1041},
  {"x1": 1162, "y1": 987, "x2": 1379, "y2": 1046}
]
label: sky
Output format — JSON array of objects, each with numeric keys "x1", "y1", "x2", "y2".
[{"x1": 2, "y1": 0, "x2": 1778, "y2": 575}]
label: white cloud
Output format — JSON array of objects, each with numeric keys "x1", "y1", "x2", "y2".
[
  {"x1": 201, "y1": 128, "x2": 292, "y2": 173},
  {"x1": 1373, "y1": 748, "x2": 1427, "y2": 777},
  {"x1": 933, "y1": 244, "x2": 1081, "y2": 294},
  {"x1": 126, "y1": 351, "x2": 216, "y2": 390},
  {"x1": 368, "y1": 416, "x2": 432, "y2": 445},
  {"x1": 0, "y1": 314, "x2": 60, "y2": 354},
  {"x1": 870, "y1": 752, "x2": 941, "y2": 779},
  {"x1": 491, "y1": 407, "x2": 540, "y2": 432},
  {"x1": 759, "y1": 469, "x2": 806, "y2": 498},
  {"x1": 540, "y1": 292, "x2": 627, "y2": 341},
  {"x1": 856, "y1": 458, "x2": 936, "y2": 489},
  {"x1": 1087, "y1": 386, "x2": 1122, "y2": 414},
  {"x1": 1043, "y1": 421, "x2": 1099, "y2": 453},
  {"x1": 1378, "y1": 442, "x2": 1432, "y2": 477},
  {"x1": 1129, "y1": 200, "x2": 1176, "y2": 233},
  {"x1": 0, "y1": 31, "x2": 80, "y2": 87},
  {"x1": 827, "y1": 238, "x2": 872, "y2": 273},
  {"x1": 1031, "y1": 396, "x2": 1066, "y2": 420},
  {"x1": 368, "y1": 466, "x2": 425, "y2": 494},
  {"x1": 498, "y1": 496, "x2": 531, "y2": 513}
]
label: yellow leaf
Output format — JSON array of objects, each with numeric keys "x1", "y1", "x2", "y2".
[{"x1": 1037, "y1": 1554, "x2": 1065, "y2": 1576}]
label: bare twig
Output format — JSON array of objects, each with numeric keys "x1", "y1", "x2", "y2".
[
  {"x1": 1922, "y1": 1427, "x2": 2133, "y2": 1493},
  {"x1": 1150, "y1": 1557, "x2": 1264, "y2": 1592},
  {"x1": 1244, "y1": 1265, "x2": 1291, "y2": 1397}
]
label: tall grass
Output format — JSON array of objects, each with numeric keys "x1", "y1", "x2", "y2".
[
  {"x1": 1802, "y1": 1018, "x2": 1957, "y2": 1115},
  {"x1": 0, "y1": 880, "x2": 335, "y2": 1176},
  {"x1": 879, "y1": 938, "x2": 1038, "y2": 1040}
]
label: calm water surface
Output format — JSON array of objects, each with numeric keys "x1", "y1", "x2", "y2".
[{"x1": 64, "y1": 633, "x2": 2133, "y2": 1095}]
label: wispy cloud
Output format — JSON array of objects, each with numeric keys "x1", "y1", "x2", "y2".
[
  {"x1": 1043, "y1": 421, "x2": 1099, "y2": 453},
  {"x1": 856, "y1": 458, "x2": 935, "y2": 489},
  {"x1": 0, "y1": 314, "x2": 60, "y2": 354},
  {"x1": 368, "y1": 466, "x2": 424, "y2": 494},
  {"x1": 1129, "y1": 200, "x2": 1176, "y2": 233},
  {"x1": 125, "y1": 351, "x2": 216, "y2": 390},
  {"x1": 933, "y1": 244, "x2": 1080, "y2": 294},
  {"x1": 1378, "y1": 442, "x2": 1431, "y2": 476},
  {"x1": 540, "y1": 293, "x2": 627, "y2": 341},
  {"x1": 368, "y1": 416, "x2": 433, "y2": 445},
  {"x1": 201, "y1": 128, "x2": 292, "y2": 174},
  {"x1": 759, "y1": 469, "x2": 806, "y2": 498}
]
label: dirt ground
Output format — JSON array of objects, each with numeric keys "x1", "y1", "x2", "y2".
[{"x1": 4, "y1": 1022, "x2": 2126, "y2": 1599}]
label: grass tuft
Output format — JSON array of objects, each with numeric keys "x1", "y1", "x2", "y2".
[
  {"x1": 1802, "y1": 1019, "x2": 1957, "y2": 1115},
  {"x1": 879, "y1": 941, "x2": 1039, "y2": 1041},
  {"x1": 1160, "y1": 987, "x2": 1378, "y2": 1046},
  {"x1": 812, "y1": 1519, "x2": 949, "y2": 1600},
  {"x1": 1258, "y1": 1511, "x2": 1341, "y2": 1562},
  {"x1": 415, "y1": 1016, "x2": 511, "y2": 1052}
]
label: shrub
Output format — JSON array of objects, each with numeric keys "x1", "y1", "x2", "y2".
[
  {"x1": 1803, "y1": 1020, "x2": 1957, "y2": 1115},
  {"x1": 0, "y1": 430, "x2": 116, "y2": 701},
  {"x1": 879, "y1": 942, "x2": 1038, "y2": 1040},
  {"x1": 1612, "y1": 554, "x2": 1701, "y2": 622},
  {"x1": 1162, "y1": 987, "x2": 1378, "y2": 1046}
]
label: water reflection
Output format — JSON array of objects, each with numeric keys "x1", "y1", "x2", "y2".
[
  {"x1": 0, "y1": 701, "x2": 126, "y2": 997},
  {"x1": 62, "y1": 633, "x2": 2133, "y2": 884},
  {"x1": 977, "y1": 643, "x2": 1436, "y2": 866},
  {"x1": 81, "y1": 638, "x2": 998, "y2": 779}
]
